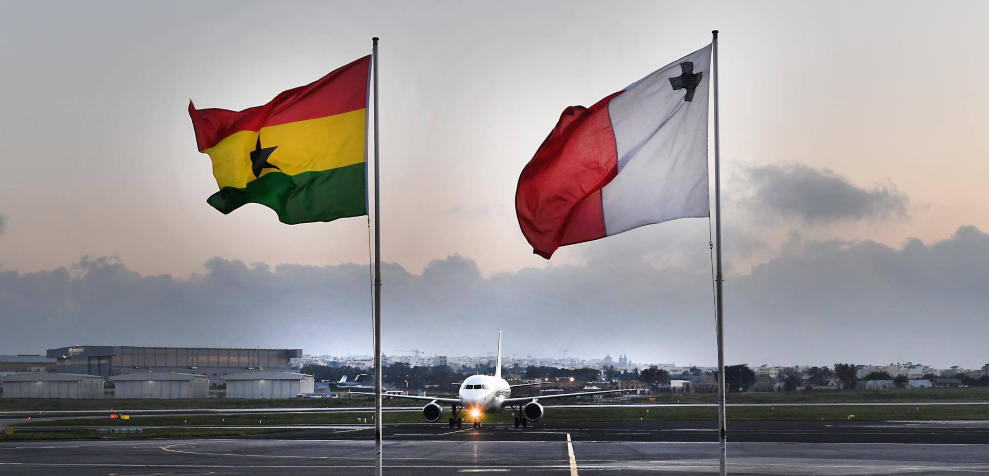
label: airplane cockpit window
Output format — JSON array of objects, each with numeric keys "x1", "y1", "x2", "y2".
[{"x1": 480, "y1": 385, "x2": 488, "y2": 390}]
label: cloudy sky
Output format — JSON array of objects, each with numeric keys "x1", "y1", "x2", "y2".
[{"x1": 1, "y1": 1, "x2": 987, "y2": 368}]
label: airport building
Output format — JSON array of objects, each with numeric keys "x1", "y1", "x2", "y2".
[
  {"x1": 46, "y1": 346, "x2": 303, "y2": 382},
  {"x1": 0, "y1": 355, "x2": 57, "y2": 373},
  {"x1": 110, "y1": 372, "x2": 210, "y2": 399},
  {"x1": 223, "y1": 371, "x2": 315, "y2": 399},
  {"x1": 1, "y1": 372, "x2": 104, "y2": 399}
]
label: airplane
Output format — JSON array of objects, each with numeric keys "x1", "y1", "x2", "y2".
[
  {"x1": 359, "y1": 331, "x2": 626, "y2": 429},
  {"x1": 333, "y1": 374, "x2": 374, "y2": 390}
]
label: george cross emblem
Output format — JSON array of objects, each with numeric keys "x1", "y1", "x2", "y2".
[
  {"x1": 249, "y1": 135, "x2": 280, "y2": 178},
  {"x1": 669, "y1": 62, "x2": 703, "y2": 102}
]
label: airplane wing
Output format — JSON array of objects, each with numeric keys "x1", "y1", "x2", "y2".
[
  {"x1": 351, "y1": 392, "x2": 461, "y2": 405},
  {"x1": 502, "y1": 388, "x2": 626, "y2": 405}
]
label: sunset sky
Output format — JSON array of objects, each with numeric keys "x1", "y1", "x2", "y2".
[{"x1": 1, "y1": 1, "x2": 986, "y2": 368}]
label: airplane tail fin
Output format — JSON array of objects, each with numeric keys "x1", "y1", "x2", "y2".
[
  {"x1": 494, "y1": 330, "x2": 503, "y2": 379},
  {"x1": 339, "y1": 376, "x2": 347, "y2": 384}
]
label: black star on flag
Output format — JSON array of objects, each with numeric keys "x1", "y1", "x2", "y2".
[
  {"x1": 669, "y1": 62, "x2": 703, "y2": 102},
  {"x1": 250, "y1": 135, "x2": 279, "y2": 178}
]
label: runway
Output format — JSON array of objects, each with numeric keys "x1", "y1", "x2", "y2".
[
  {"x1": 2, "y1": 401, "x2": 986, "y2": 420},
  {"x1": 2, "y1": 421, "x2": 989, "y2": 475}
]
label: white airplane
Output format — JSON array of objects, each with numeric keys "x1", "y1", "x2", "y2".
[{"x1": 364, "y1": 331, "x2": 625, "y2": 428}]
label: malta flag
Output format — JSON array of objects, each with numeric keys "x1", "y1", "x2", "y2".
[
  {"x1": 189, "y1": 56, "x2": 370, "y2": 225},
  {"x1": 516, "y1": 45, "x2": 712, "y2": 259}
]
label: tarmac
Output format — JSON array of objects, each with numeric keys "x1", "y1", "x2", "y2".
[{"x1": 2, "y1": 420, "x2": 989, "y2": 475}]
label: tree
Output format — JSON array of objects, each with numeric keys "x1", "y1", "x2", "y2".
[
  {"x1": 689, "y1": 366, "x2": 703, "y2": 376},
  {"x1": 805, "y1": 366, "x2": 835, "y2": 386},
  {"x1": 640, "y1": 366, "x2": 670, "y2": 384},
  {"x1": 863, "y1": 371, "x2": 893, "y2": 381},
  {"x1": 723, "y1": 365, "x2": 756, "y2": 392},
  {"x1": 893, "y1": 375, "x2": 909, "y2": 388},
  {"x1": 834, "y1": 363, "x2": 858, "y2": 390},
  {"x1": 783, "y1": 375, "x2": 802, "y2": 392}
]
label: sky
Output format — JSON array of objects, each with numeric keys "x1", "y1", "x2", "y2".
[{"x1": 0, "y1": 1, "x2": 987, "y2": 368}]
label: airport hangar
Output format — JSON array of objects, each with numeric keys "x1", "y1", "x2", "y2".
[
  {"x1": 224, "y1": 371, "x2": 315, "y2": 399},
  {"x1": 46, "y1": 346, "x2": 302, "y2": 383},
  {"x1": 110, "y1": 372, "x2": 210, "y2": 399},
  {"x1": 0, "y1": 372, "x2": 104, "y2": 399}
]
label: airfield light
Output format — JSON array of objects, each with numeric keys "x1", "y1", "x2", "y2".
[{"x1": 470, "y1": 407, "x2": 482, "y2": 419}]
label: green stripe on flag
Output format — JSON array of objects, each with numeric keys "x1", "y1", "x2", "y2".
[{"x1": 207, "y1": 162, "x2": 367, "y2": 224}]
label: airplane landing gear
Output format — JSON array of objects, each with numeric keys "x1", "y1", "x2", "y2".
[
  {"x1": 511, "y1": 405, "x2": 528, "y2": 429},
  {"x1": 450, "y1": 405, "x2": 464, "y2": 429}
]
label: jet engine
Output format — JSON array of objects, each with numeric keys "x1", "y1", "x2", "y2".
[
  {"x1": 523, "y1": 400, "x2": 544, "y2": 422},
  {"x1": 422, "y1": 402, "x2": 443, "y2": 423}
]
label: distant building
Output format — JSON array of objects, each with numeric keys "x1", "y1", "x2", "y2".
[
  {"x1": 863, "y1": 379, "x2": 895, "y2": 390},
  {"x1": 110, "y1": 373, "x2": 209, "y2": 399},
  {"x1": 754, "y1": 365, "x2": 782, "y2": 379},
  {"x1": 1, "y1": 372, "x2": 104, "y2": 399},
  {"x1": 436, "y1": 356, "x2": 448, "y2": 367},
  {"x1": 668, "y1": 379, "x2": 692, "y2": 393},
  {"x1": 930, "y1": 378, "x2": 962, "y2": 389},
  {"x1": 689, "y1": 376, "x2": 719, "y2": 393},
  {"x1": 47, "y1": 346, "x2": 302, "y2": 382},
  {"x1": 856, "y1": 362, "x2": 931, "y2": 379},
  {"x1": 223, "y1": 371, "x2": 315, "y2": 399},
  {"x1": 0, "y1": 355, "x2": 57, "y2": 373},
  {"x1": 751, "y1": 375, "x2": 783, "y2": 392}
]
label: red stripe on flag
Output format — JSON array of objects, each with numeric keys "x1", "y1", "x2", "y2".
[
  {"x1": 515, "y1": 91, "x2": 622, "y2": 259},
  {"x1": 189, "y1": 55, "x2": 370, "y2": 152},
  {"x1": 560, "y1": 188, "x2": 609, "y2": 247}
]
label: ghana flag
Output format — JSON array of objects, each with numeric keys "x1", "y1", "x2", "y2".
[{"x1": 189, "y1": 55, "x2": 371, "y2": 224}]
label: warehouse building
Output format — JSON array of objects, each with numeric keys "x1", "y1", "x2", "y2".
[
  {"x1": 110, "y1": 372, "x2": 209, "y2": 399},
  {"x1": 1, "y1": 372, "x2": 104, "y2": 399},
  {"x1": 224, "y1": 371, "x2": 314, "y2": 399},
  {"x1": 47, "y1": 346, "x2": 302, "y2": 382}
]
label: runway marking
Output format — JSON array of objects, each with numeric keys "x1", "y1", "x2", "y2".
[
  {"x1": 459, "y1": 469, "x2": 510, "y2": 473},
  {"x1": 566, "y1": 433, "x2": 578, "y2": 476},
  {"x1": 8, "y1": 445, "x2": 80, "y2": 449},
  {"x1": 394, "y1": 428, "x2": 471, "y2": 437},
  {"x1": 0, "y1": 462, "x2": 569, "y2": 469},
  {"x1": 6, "y1": 461, "x2": 989, "y2": 473}
]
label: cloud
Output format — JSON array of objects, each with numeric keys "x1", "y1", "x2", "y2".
[
  {"x1": 0, "y1": 214, "x2": 5, "y2": 235},
  {"x1": 745, "y1": 164, "x2": 909, "y2": 224},
  {"x1": 0, "y1": 227, "x2": 986, "y2": 368}
]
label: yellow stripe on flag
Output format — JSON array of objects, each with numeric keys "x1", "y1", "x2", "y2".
[{"x1": 205, "y1": 108, "x2": 366, "y2": 190}]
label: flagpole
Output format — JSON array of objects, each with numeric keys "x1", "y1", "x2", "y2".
[
  {"x1": 711, "y1": 29, "x2": 728, "y2": 476},
  {"x1": 371, "y1": 36, "x2": 383, "y2": 476}
]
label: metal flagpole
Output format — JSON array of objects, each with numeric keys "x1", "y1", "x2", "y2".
[
  {"x1": 371, "y1": 36, "x2": 383, "y2": 476},
  {"x1": 711, "y1": 29, "x2": 727, "y2": 476}
]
